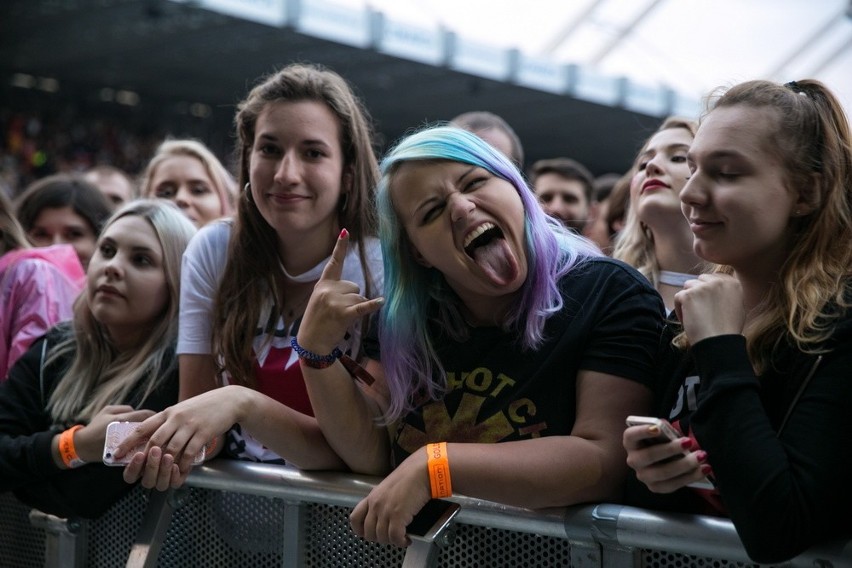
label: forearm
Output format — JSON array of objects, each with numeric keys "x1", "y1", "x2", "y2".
[
  {"x1": 435, "y1": 372, "x2": 648, "y2": 508},
  {"x1": 300, "y1": 360, "x2": 390, "y2": 475},
  {"x1": 232, "y1": 386, "x2": 348, "y2": 471},
  {"x1": 0, "y1": 430, "x2": 61, "y2": 490},
  {"x1": 690, "y1": 335, "x2": 852, "y2": 562},
  {"x1": 445, "y1": 436, "x2": 627, "y2": 508}
]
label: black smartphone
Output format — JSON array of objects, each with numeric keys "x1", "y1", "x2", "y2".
[{"x1": 406, "y1": 499, "x2": 461, "y2": 542}]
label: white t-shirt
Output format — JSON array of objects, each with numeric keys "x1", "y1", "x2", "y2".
[{"x1": 177, "y1": 219, "x2": 383, "y2": 462}]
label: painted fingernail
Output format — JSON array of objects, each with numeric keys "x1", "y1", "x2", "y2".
[
  {"x1": 339, "y1": 228, "x2": 349, "y2": 239},
  {"x1": 701, "y1": 464, "x2": 713, "y2": 475},
  {"x1": 696, "y1": 451, "x2": 708, "y2": 463},
  {"x1": 681, "y1": 438, "x2": 694, "y2": 450}
]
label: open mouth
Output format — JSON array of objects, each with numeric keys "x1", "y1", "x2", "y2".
[{"x1": 463, "y1": 223, "x2": 504, "y2": 258}]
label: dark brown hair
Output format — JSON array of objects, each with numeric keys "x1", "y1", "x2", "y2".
[
  {"x1": 214, "y1": 63, "x2": 380, "y2": 387},
  {"x1": 14, "y1": 173, "x2": 112, "y2": 237}
]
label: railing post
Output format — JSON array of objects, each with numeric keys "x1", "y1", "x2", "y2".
[
  {"x1": 125, "y1": 488, "x2": 184, "y2": 568},
  {"x1": 588, "y1": 503, "x2": 639, "y2": 567},
  {"x1": 28, "y1": 510, "x2": 88, "y2": 568},
  {"x1": 281, "y1": 501, "x2": 307, "y2": 567},
  {"x1": 599, "y1": 545, "x2": 640, "y2": 568},
  {"x1": 401, "y1": 523, "x2": 457, "y2": 568}
]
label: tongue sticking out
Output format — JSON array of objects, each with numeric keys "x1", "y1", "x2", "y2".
[{"x1": 471, "y1": 237, "x2": 519, "y2": 286}]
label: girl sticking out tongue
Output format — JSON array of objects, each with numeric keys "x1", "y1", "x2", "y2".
[{"x1": 294, "y1": 125, "x2": 666, "y2": 549}]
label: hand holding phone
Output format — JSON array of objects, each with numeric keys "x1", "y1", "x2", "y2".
[
  {"x1": 625, "y1": 415, "x2": 684, "y2": 446},
  {"x1": 625, "y1": 415, "x2": 715, "y2": 490},
  {"x1": 102, "y1": 421, "x2": 205, "y2": 467},
  {"x1": 406, "y1": 499, "x2": 461, "y2": 543}
]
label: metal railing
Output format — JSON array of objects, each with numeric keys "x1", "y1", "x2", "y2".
[{"x1": 1, "y1": 459, "x2": 850, "y2": 567}]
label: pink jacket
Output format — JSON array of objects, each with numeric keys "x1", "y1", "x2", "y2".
[{"x1": 0, "y1": 245, "x2": 85, "y2": 380}]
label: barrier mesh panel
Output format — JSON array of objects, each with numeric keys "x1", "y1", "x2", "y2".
[
  {"x1": 0, "y1": 492, "x2": 45, "y2": 568},
  {"x1": 439, "y1": 523, "x2": 573, "y2": 567},
  {"x1": 0, "y1": 489, "x2": 804, "y2": 568},
  {"x1": 157, "y1": 489, "x2": 284, "y2": 567},
  {"x1": 86, "y1": 486, "x2": 147, "y2": 567},
  {"x1": 640, "y1": 549, "x2": 779, "y2": 568},
  {"x1": 303, "y1": 503, "x2": 574, "y2": 568},
  {"x1": 304, "y1": 503, "x2": 404, "y2": 567}
]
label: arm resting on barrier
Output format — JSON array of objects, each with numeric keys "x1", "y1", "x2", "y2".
[
  {"x1": 350, "y1": 371, "x2": 651, "y2": 548},
  {"x1": 117, "y1": 384, "x2": 347, "y2": 490}
]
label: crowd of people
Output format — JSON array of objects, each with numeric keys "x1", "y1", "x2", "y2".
[{"x1": 1, "y1": 62, "x2": 851, "y2": 564}]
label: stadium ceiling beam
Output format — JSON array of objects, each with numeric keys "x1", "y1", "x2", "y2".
[
  {"x1": 589, "y1": 0, "x2": 666, "y2": 66},
  {"x1": 805, "y1": 32, "x2": 852, "y2": 77},
  {"x1": 766, "y1": 7, "x2": 848, "y2": 79},
  {"x1": 538, "y1": 0, "x2": 608, "y2": 57}
]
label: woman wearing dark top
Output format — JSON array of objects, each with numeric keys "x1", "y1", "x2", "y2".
[
  {"x1": 296, "y1": 125, "x2": 664, "y2": 548},
  {"x1": 623, "y1": 79, "x2": 852, "y2": 563},
  {"x1": 0, "y1": 200, "x2": 195, "y2": 518}
]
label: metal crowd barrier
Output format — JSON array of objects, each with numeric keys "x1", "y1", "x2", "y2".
[{"x1": 1, "y1": 459, "x2": 850, "y2": 567}]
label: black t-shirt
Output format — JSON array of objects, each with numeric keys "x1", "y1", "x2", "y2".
[{"x1": 392, "y1": 258, "x2": 665, "y2": 464}]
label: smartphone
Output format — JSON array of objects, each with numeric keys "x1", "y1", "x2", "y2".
[
  {"x1": 625, "y1": 415, "x2": 715, "y2": 490},
  {"x1": 102, "y1": 421, "x2": 205, "y2": 467},
  {"x1": 625, "y1": 415, "x2": 684, "y2": 446},
  {"x1": 406, "y1": 499, "x2": 461, "y2": 542}
]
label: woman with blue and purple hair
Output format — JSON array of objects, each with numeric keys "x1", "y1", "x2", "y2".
[{"x1": 297, "y1": 125, "x2": 664, "y2": 548}]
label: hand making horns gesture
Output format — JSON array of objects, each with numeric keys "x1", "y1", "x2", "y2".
[{"x1": 296, "y1": 228, "x2": 384, "y2": 357}]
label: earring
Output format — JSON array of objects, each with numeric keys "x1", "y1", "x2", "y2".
[
  {"x1": 339, "y1": 192, "x2": 349, "y2": 213},
  {"x1": 244, "y1": 183, "x2": 254, "y2": 204}
]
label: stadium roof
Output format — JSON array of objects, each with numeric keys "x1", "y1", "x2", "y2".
[
  {"x1": 357, "y1": 0, "x2": 852, "y2": 117},
  {"x1": 2, "y1": 0, "x2": 850, "y2": 175}
]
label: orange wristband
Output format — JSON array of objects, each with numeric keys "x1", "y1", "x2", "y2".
[
  {"x1": 58, "y1": 424, "x2": 86, "y2": 469},
  {"x1": 205, "y1": 436, "x2": 219, "y2": 455},
  {"x1": 426, "y1": 442, "x2": 452, "y2": 498}
]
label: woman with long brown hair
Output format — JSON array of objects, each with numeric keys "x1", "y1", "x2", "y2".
[{"x1": 118, "y1": 62, "x2": 383, "y2": 486}]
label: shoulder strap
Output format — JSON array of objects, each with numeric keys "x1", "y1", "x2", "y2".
[
  {"x1": 39, "y1": 338, "x2": 48, "y2": 408},
  {"x1": 777, "y1": 355, "x2": 822, "y2": 437}
]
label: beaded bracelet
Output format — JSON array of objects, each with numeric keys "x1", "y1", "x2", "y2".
[{"x1": 290, "y1": 337, "x2": 343, "y2": 369}]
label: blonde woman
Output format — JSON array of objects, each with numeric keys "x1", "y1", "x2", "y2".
[
  {"x1": 0, "y1": 200, "x2": 195, "y2": 518},
  {"x1": 613, "y1": 118, "x2": 703, "y2": 312},
  {"x1": 141, "y1": 138, "x2": 237, "y2": 227}
]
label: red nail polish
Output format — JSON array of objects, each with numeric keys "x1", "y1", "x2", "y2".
[
  {"x1": 339, "y1": 228, "x2": 349, "y2": 239},
  {"x1": 701, "y1": 464, "x2": 713, "y2": 475},
  {"x1": 696, "y1": 451, "x2": 708, "y2": 463},
  {"x1": 680, "y1": 438, "x2": 694, "y2": 450}
]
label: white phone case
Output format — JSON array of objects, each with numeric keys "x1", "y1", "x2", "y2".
[
  {"x1": 625, "y1": 415, "x2": 715, "y2": 490},
  {"x1": 102, "y1": 421, "x2": 205, "y2": 466}
]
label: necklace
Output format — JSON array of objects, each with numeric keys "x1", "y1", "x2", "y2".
[
  {"x1": 276, "y1": 253, "x2": 331, "y2": 321},
  {"x1": 658, "y1": 270, "x2": 695, "y2": 287},
  {"x1": 282, "y1": 284, "x2": 315, "y2": 322}
]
